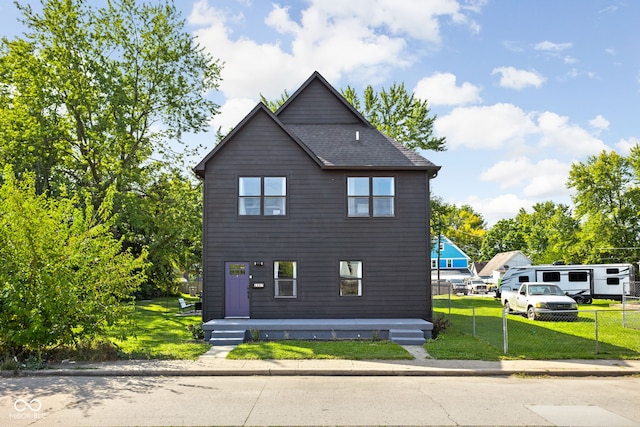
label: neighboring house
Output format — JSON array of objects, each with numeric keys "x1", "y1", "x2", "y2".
[
  {"x1": 478, "y1": 250, "x2": 532, "y2": 285},
  {"x1": 430, "y1": 235, "x2": 470, "y2": 270},
  {"x1": 194, "y1": 71, "x2": 441, "y2": 323},
  {"x1": 470, "y1": 261, "x2": 488, "y2": 279},
  {"x1": 429, "y1": 236, "x2": 472, "y2": 288}
]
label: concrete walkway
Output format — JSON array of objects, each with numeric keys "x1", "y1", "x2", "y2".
[{"x1": 4, "y1": 345, "x2": 640, "y2": 377}]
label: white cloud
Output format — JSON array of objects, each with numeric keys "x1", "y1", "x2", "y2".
[
  {"x1": 211, "y1": 97, "x2": 258, "y2": 135},
  {"x1": 414, "y1": 72, "x2": 482, "y2": 106},
  {"x1": 589, "y1": 114, "x2": 610, "y2": 131},
  {"x1": 492, "y1": 66, "x2": 545, "y2": 90},
  {"x1": 188, "y1": 0, "x2": 482, "y2": 121},
  {"x1": 277, "y1": 0, "x2": 466, "y2": 43},
  {"x1": 534, "y1": 40, "x2": 573, "y2": 52},
  {"x1": 480, "y1": 158, "x2": 531, "y2": 188},
  {"x1": 435, "y1": 103, "x2": 537, "y2": 150},
  {"x1": 537, "y1": 112, "x2": 609, "y2": 156},
  {"x1": 616, "y1": 137, "x2": 640, "y2": 155},
  {"x1": 464, "y1": 194, "x2": 532, "y2": 227},
  {"x1": 521, "y1": 159, "x2": 571, "y2": 198},
  {"x1": 480, "y1": 158, "x2": 571, "y2": 198}
]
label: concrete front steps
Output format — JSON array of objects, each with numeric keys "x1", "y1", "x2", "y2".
[
  {"x1": 209, "y1": 330, "x2": 246, "y2": 346},
  {"x1": 389, "y1": 329, "x2": 426, "y2": 345},
  {"x1": 204, "y1": 318, "x2": 432, "y2": 346}
]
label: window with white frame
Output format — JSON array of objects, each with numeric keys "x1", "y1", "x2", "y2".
[
  {"x1": 274, "y1": 261, "x2": 296, "y2": 298},
  {"x1": 339, "y1": 260, "x2": 362, "y2": 296},
  {"x1": 446, "y1": 259, "x2": 453, "y2": 268},
  {"x1": 239, "y1": 177, "x2": 286, "y2": 216},
  {"x1": 431, "y1": 259, "x2": 437, "y2": 268},
  {"x1": 347, "y1": 177, "x2": 394, "y2": 217}
]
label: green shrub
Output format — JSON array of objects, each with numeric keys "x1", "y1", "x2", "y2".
[
  {"x1": 430, "y1": 314, "x2": 450, "y2": 339},
  {"x1": 187, "y1": 323, "x2": 204, "y2": 340}
]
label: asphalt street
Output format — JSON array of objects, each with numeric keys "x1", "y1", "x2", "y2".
[{"x1": 2, "y1": 375, "x2": 640, "y2": 426}]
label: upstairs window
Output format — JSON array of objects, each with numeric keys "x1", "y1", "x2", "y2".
[
  {"x1": 239, "y1": 177, "x2": 286, "y2": 216},
  {"x1": 347, "y1": 177, "x2": 394, "y2": 217}
]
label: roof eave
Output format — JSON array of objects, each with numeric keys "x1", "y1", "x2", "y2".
[{"x1": 321, "y1": 164, "x2": 441, "y2": 176}]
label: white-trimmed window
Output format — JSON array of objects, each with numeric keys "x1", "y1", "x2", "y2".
[
  {"x1": 431, "y1": 259, "x2": 437, "y2": 268},
  {"x1": 347, "y1": 177, "x2": 394, "y2": 217},
  {"x1": 239, "y1": 177, "x2": 286, "y2": 216},
  {"x1": 274, "y1": 261, "x2": 297, "y2": 298},
  {"x1": 339, "y1": 260, "x2": 362, "y2": 296}
]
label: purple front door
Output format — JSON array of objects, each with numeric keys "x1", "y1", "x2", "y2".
[{"x1": 225, "y1": 262, "x2": 250, "y2": 317}]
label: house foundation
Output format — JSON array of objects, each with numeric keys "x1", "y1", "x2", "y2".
[{"x1": 203, "y1": 318, "x2": 433, "y2": 346}]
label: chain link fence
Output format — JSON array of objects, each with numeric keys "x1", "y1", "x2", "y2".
[
  {"x1": 434, "y1": 298, "x2": 640, "y2": 357},
  {"x1": 502, "y1": 309, "x2": 640, "y2": 357}
]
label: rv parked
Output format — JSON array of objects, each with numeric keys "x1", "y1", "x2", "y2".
[{"x1": 499, "y1": 263, "x2": 635, "y2": 303}]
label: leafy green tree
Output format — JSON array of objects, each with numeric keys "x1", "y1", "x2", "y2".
[
  {"x1": 430, "y1": 199, "x2": 486, "y2": 263},
  {"x1": 567, "y1": 150, "x2": 640, "y2": 263},
  {"x1": 445, "y1": 205, "x2": 486, "y2": 262},
  {"x1": 479, "y1": 218, "x2": 526, "y2": 261},
  {"x1": 342, "y1": 83, "x2": 446, "y2": 151},
  {"x1": 515, "y1": 202, "x2": 579, "y2": 264},
  {"x1": 430, "y1": 197, "x2": 453, "y2": 284},
  {"x1": 0, "y1": 167, "x2": 147, "y2": 359},
  {"x1": 430, "y1": 197, "x2": 453, "y2": 250},
  {"x1": 260, "y1": 90, "x2": 291, "y2": 113},
  {"x1": 0, "y1": 0, "x2": 221, "y2": 292},
  {"x1": 118, "y1": 169, "x2": 202, "y2": 298}
]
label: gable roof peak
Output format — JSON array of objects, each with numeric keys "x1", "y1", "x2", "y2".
[
  {"x1": 193, "y1": 102, "x2": 323, "y2": 176},
  {"x1": 275, "y1": 71, "x2": 372, "y2": 127}
]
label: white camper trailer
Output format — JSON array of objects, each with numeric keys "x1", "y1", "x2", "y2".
[{"x1": 499, "y1": 263, "x2": 635, "y2": 303}]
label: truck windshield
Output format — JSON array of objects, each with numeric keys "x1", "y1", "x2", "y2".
[{"x1": 530, "y1": 285, "x2": 563, "y2": 295}]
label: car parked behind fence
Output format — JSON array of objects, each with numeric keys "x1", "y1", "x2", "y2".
[{"x1": 465, "y1": 278, "x2": 488, "y2": 294}]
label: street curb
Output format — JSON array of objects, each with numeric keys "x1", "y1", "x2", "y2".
[{"x1": 3, "y1": 368, "x2": 640, "y2": 378}]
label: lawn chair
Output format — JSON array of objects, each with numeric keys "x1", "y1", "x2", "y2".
[{"x1": 178, "y1": 297, "x2": 195, "y2": 313}]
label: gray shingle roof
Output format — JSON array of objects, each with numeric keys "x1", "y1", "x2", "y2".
[
  {"x1": 478, "y1": 251, "x2": 532, "y2": 277},
  {"x1": 287, "y1": 124, "x2": 438, "y2": 170},
  {"x1": 195, "y1": 71, "x2": 441, "y2": 176}
]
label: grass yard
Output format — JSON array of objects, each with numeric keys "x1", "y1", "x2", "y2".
[
  {"x1": 44, "y1": 294, "x2": 640, "y2": 363},
  {"x1": 109, "y1": 296, "x2": 209, "y2": 360},
  {"x1": 228, "y1": 339, "x2": 413, "y2": 360},
  {"x1": 428, "y1": 295, "x2": 640, "y2": 360}
]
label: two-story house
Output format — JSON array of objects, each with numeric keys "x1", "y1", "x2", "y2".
[{"x1": 194, "y1": 72, "x2": 440, "y2": 344}]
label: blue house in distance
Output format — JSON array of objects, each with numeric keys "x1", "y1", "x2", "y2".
[{"x1": 431, "y1": 235, "x2": 470, "y2": 271}]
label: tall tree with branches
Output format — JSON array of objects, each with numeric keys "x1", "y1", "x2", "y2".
[{"x1": 0, "y1": 0, "x2": 222, "y2": 292}]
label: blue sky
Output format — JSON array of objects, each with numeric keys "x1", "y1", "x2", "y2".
[{"x1": 1, "y1": 0, "x2": 639, "y2": 226}]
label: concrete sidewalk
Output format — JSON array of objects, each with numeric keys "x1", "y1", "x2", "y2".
[{"x1": 5, "y1": 345, "x2": 640, "y2": 377}]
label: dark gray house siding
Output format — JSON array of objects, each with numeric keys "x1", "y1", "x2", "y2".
[
  {"x1": 196, "y1": 72, "x2": 440, "y2": 322},
  {"x1": 277, "y1": 78, "x2": 362, "y2": 125}
]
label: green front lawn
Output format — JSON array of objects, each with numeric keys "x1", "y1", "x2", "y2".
[
  {"x1": 427, "y1": 295, "x2": 640, "y2": 360},
  {"x1": 109, "y1": 296, "x2": 209, "y2": 360},
  {"x1": 228, "y1": 339, "x2": 412, "y2": 360},
  {"x1": 48, "y1": 294, "x2": 640, "y2": 363}
]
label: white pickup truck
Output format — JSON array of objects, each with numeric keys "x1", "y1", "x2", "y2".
[{"x1": 501, "y1": 282, "x2": 578, "y2": 321}]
